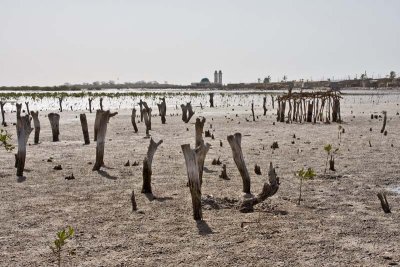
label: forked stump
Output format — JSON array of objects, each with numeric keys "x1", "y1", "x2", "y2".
[
  {"x1": 79, "y1": 113, "x2": 90, "y2": 145},
  {"x1": 227, "y1": 133, "x2": 251, "y2": 194},
  {"x1": 30, "y1": 111, "x2": 40, "y2": 144},
  {"x1": 181, "y1": 144, "x2": 202, "y2": 221},
  {"x1": 377, "y1": 192, "x2": 391, "y2": 213},
  {"x1": 48, "y1": 113, "x2": 60, "y2": 142},
  {"x1": 181, "y1": 102, "x2": 195, "y2": 123},
  {"x1": 239, "y1": 162, "x2": 279, "y2": 213},
  {"x1": 131, "y1": 109, "x2": 138, "y2": 133},
  {"x1": 141, "y1": 138, "x2": 163, "y2": 194}
]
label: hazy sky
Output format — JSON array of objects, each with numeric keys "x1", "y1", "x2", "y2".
[{"x1": 1, "y1": 0, "x2": 399, "y2": 86}]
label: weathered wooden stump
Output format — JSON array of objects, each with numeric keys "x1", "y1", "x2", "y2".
[
  {"x1": 143, "y1": 107, "x2": 152, "y2": 137},
  {"x1": 254, "y1": 164, "x2": 261, "y2": 175},
  {"x1": 307, "y1": 101, "x2": 313, "y2": 123},
  {"x1": 219, "y1": 164, "x2": 229, "y2": 180},
  {"x1": 251, "y1": 102, "x2": 255, "y2": 121},
  {"x1": 181, "y1": 144, "x2": 202, "y2": 221},
  {"x1": 131, "y1": 190, "x2": 138, "y2": 211},
  {"x1": 239, "y1": 162, "x2": 279, "y2": 213},
  {"x1": 142, "y1": 138, "x2": 163, "y2": 194},
  {"x1": 0, "y1": 101, "x2": 6, "y2": 126},
  {"x1": 99, "y1": 97, "x2": 104, "y2": 111},
  {"x1": 381, "y1": 111, "x2": 387, "y2": 133},
  {"x1": 138, "y1": 99, "x2": 144, "y2": 122},
  {"x1": 377, "y1": 192, "x2": 391, "y2": 213},
  {"x1": 195, "y1": 141, "x2": 211, "y2": 186},
  {"x1": 227, "y1": 133, "x2": 251, "y2": 194},
  {"x1": 58, "y1": 97, "x2": 63, "y2": 112},
  {"x1": 209, "y1": 93, "x2": 214, "y2": 108},
  {"x1": 79, "y1": 113, "x2": 90, "y2": 145},
  {"x1": 181, "y1": 102, "x2": 195, "y2": 123},
  {"x1": 30, "y1": 111, "x2": 40, "y2": 144},
  {"x1": 88, "y1": 97, "x2": 93, "y2": 113},
  {"x1": 195, "y1": 117, "x2": 206, "y2": 147},
  {"x1": 16, "y1": 114, "x2": 33, "y2": 176},
  {"x1": 48, "y1": 113, "x2": 60, "y2": 142},
  {"x1": 157, "y1": 97, "x2": 167, "y2": 124},
  {"x1": 131, "y1": 109, "x2": 138, "y2": 133},
  {"x1": 92, "y1": 110, "x2": 117, "y2": 171},
  {"x1": 25, "y1": 102, "x2": 30, "y2": 115},
  {"x1": 263, "y1": 97, "x2": 267, "y2": 115}
]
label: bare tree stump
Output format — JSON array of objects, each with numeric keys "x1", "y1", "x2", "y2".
[
  {"x1": 88, "y1": 97, "x2": 93, "y2": 113},
  {"x1": 48, "y1": 113, "x2": 60, "y2": 142},
  {"x1": 239, "y1": 162, "x2": 279, "y2": 213},
  {"x1": 58, "y1": 97, "x2": 63, "y2": 112},
  {"x1": 143, "y1": 107, "x2": 152, "y2": 137},
  {"x1": 25, "y1": 102, "x2": 30, "y2": 115},
  {"x1": 16, "y1": 114, "x2": 33, "y2": 176},
  {"x1": 381, "y1": 111, "x2": 387, "y2": 133},
  {"x1": 131, "y1": 190, "x2": 137, "y2": 211},
  {"x1": 263, "y1": 97, "x2": 267, "y2": 115},
  {"x1": 377, "y1": 192, "x2": 391, "y2": 213},
  {"x1": 99, "y1": 97, "x2": 104, "y2": 111},
  {"x1": 196, "y1": 141, "x2": 211, "y2": 185},
  {"x1": 131, "y1": 109, "x2": 138, "y2": 133},
  {"x1": 0, "y1": 101, "x2": 6, "y2": 126},
  {"x1": 254, "y1": 164, "x2": 261, "y2": 175},
  {"x1": 157, "y1": 97, "x2": 167, "y2": 124},
  {"x1": 181, "y1": 144, "x2": 202, "y2": 221},
  {"x1": 219, "y1": 164, "x2": 229, "y2": 180},
  {"x1": 142, "y1": 138, "x2": 163, "y2": 194},
  {"x1": 138, "y1": 99, "x2": 144, "y2": 122},
  {"x1": 92, "y1": 110, "x2": 117, "y2": 171},
  {"x1": 209, "y1": 93, "x2": 214, "y2": 108},
  {"x1": 80, "y1": 113, "x2": 90, "y2": 145},
  {"x1": 181, "y1": 104, "x2": 188, "y2": 122},
  {"x1": 94, "y1": 110, "x2": 101, "y2": 141},
  {"x1": 30, "y1": 111, "x2": 40, "y2": 144},
  {"x1": 227, "y1": 133, "x2": 251, "y2": 194},
  {"x1": 251, "y1": 102, "x2": 255, "y2": 121},
  {"x1": 195, "y1": 117, "x2": 206, "y2": 147}
]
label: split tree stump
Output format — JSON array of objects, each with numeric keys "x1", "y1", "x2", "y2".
[
  {"x1": 181, "y1": 102, "x2": 195, "y2": 123},
  {"x1": 48, "y1": 113, "x2": 60, "y2": 142},
  {"x1": 79, "y1": 113, "x2": 90, "y2": 145},
  {"x1": 227, "y1": 133, "x2": 251, "y2": 194},
  {"x1": 141, "y1": 138, "x2": 163, "y2": 194},
  {"x1": 181, "y1": 144, "x2": 202, "y2": 221}
]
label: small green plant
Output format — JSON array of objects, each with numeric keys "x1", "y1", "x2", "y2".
[
  {"x1": 0, "y1": 129, "x2": 14, "y2": 151},
  {"x1": 324, "y1": 144, "x2": 339, "y2": 173},
  {"x1": 296, "y1": 167, "x2": 316, "y2": 205},
  {"x1": 50, "y1": 226, "x2": 74, "y2": 267}
]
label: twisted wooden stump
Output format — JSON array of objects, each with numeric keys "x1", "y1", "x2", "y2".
[
  {"x1": 239, "y1": 162, "x2": 279, "y2": 213},
  {"x1": 181, "y1": 144, "x2": 202, "y2": 221},
  {"x1": 142, "y1": 138, "x2": 163, "y2": 194},
  {"x1": 227, "y1": 133, "x2": 251, "y2": 194}
]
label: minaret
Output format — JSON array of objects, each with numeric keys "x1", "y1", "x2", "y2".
[
  {"x1": 218, "y1": 70, "x2": 222, "y2": 85},
  {"x1": 214, "y1": 70, "x2": 218, "y2": 84}
]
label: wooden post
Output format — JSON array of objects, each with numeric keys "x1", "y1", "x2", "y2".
[
  {"x1": 79, "y1": 113, "x2": 90, "y2": 145},
  {"x1": 131, "y1": 190, "x2": 137, "y2": 211},
  {"x1": 16, "y1": 114, "x2": 33, "y2": 176},
  {"x1": 271, "y1": 96, "x2": 274, "y2": 109},
  {"x1": 209, "y1": 93, "x2": 214, "y2": 107},
  {"x1": 280, "y1": 101, "x2": 286, "y2": 123},
  {"x1": 141, "y1": 138, "x2": 163, "y2": 194},
  {"x1": 92, "y1": 110, "x2": 117, "y2": 171},
  {"x1": 195, "y1": 117, "x2": 206, "y2": 147},
  {"x1": 181, "y1": 144, "x2": 202, "y2": 221},
  {"x1": 227, "y1": 133, "x2": 251, "y2": 194},
  {"x1": 196, "y1": 141, "x2": 211, "y2": 186},
  {"x1": 131, "y1": 109, "x2": 138, "y2": 133},
  {"x1": 251, "y1": 102, "x2": 255, "y2": 121},
  {"x1": 306, "y1": 101, "x2": 313, "y2": 123},
  {"x1": 157, "y1": 97, "x2": 167, "y2": 124},
  {"x1": 99, "y1": 98, "x2": 104, "y2": 111},
  {"x1": 30, "y1": 111, "x2": 40, "y2": 144},
  {"x1": 239, "y1": 162, "x2": 279, "y2": 213},
  {"x1": 94, "y1": 110, "x2": 101, "y2": 141},
  {"x1": 181, "y1": 104, "x2": 188, "y2": 122},
  {"x1": 276, "y1": 99, "x2": 281, "y2": 122},
  {"x1": 0, "y1": 101, "x2": 5, "y2": 126},
  {"x1": 48, "y1": 113, "x2": 60, "y2": 142}
]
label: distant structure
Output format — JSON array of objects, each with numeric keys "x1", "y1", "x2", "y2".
[
  {"x1": 214, "y1": 71, "x2": 218, "y2": 84},
  {"x1": 218, "y1": 70, "x2": 223, "y2": 85},
  {"x1": 191, "y1": 70, "x2": 223, "y2": 87},
  {"x1": 200, "y1": 78, "x2": 210, "y2": 85}
]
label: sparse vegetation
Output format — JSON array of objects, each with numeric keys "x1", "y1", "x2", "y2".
[
  {"x1": 50, "y1": 226, "x2": 74, "y2": 267},
  {"x1": 0, "y1": 129, "x2": 14, "y2": 151},
  {"x1": 296, "y1": 167, "x2": 316, "y2": 205}
]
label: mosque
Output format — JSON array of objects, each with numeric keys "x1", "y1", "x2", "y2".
[{"x1": 191, "y1": 70, "x2": 223, "y2": 86}]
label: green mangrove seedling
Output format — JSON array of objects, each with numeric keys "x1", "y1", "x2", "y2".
[{"x1": 297, "y1": 167, "x2": 316, "y2": 205}]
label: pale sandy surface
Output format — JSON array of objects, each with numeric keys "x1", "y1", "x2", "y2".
[{"x1": 0, "y1": 94, "x2": 400, "y2": 266}]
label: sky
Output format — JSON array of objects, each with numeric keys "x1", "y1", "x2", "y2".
[{"x1": 0, "y1": 0, "x2": 399, "y2": 86}]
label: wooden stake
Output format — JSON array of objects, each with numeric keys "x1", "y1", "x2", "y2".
[
  {"x1": 227, "y1": 133, "x2": 251, "y2": 194},
  {"x1": 79, "y1": 113, "x2": 90, "y2": 145},
  {"x1": 142, "y1": 138, "x2": 163, "y2": 194},
  {"x1": 48, "y1": 113, "x2": 60, "y2": 142},
  {"x1": 30, "y1": 111, "x2": 40, "y2": 144}
]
